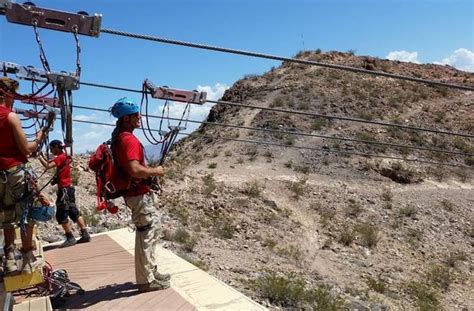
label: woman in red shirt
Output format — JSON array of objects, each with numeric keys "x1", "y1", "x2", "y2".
[{"x1": 0, "y1": 77, "x2": 46, "y2": 273}]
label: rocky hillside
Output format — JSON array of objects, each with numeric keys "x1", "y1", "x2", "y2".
[{"x1": 37, "y1": 51, "x2": 472, "y2": 310}]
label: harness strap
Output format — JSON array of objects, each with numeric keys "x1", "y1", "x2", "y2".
[{"x1": 136, "y1": 224, "x2": 152, "y2": 232}]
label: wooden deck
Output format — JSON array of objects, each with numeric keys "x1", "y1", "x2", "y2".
[{"x1": 41, "y1": 235, "x2": 195, "y2": 310}]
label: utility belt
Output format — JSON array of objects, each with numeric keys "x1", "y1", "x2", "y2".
[{"x1": 0, "y1": 163, "x2": 30, "y2": 183}]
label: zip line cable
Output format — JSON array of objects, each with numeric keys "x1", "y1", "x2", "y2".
[
  {"x1": 205, "y1": 99, "x2": 474, "y2": 138},
  {"x1": 79, "y1": 81, "x2": 474, "y2": 139},
  {"x1": 72, "y1": 104, "x2": 473, "y2": 157},
  {"x1": 100, "y1": 28, "x2": 474, "y2": 92},
  {"x1": 71, "y1": 118, "x2": 469, "y2": 168}
]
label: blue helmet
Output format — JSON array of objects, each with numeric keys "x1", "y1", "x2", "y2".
[
  {"x1": 110, "y1": 97, "x2": 139, "y2": 119},
  {"x1": 30, "y1": 205, "x2": 56, "y2": 222}
]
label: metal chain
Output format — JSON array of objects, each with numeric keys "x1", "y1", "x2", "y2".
[
  {"x1": 72, "y1": 26, "x2": 81, "y2": 78},
  {"x1": 32, "y1": 21, "x2": 51, "y2": 72}
]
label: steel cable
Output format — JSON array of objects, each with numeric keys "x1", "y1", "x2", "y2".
[
  {"x1": 78, "y1": 81, "x2": 474, "y2": 138},
  {"x1": 70, "y1": 119, "x2": 470, "y2": 168},
  {"x1": 72, "y1": 104, "x2": 473, "y2": 157},
  {"x1": 101, "y1": 28, "x2": 474, "y2": 92}
]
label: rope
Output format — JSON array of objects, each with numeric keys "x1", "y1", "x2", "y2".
[{"x1": 101, "y1": 28, "x2": 474, "y2": 92}]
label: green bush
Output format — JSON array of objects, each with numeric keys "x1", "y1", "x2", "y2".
[
  {"x1": 399, "y1": 205, "x2": 417, "y2": 218},
  {"x1": 407, "y1": 281, "x2": 441, "y2": 311},
  {"x1": 440, "y1": 199, "x2": 455, "y2": 212},
  {"x1": 366, "y1": 275, "x2": 387, "y2": 293},
  {"x1": 311, "y1": 118, "x2": 328, "y2": 131},
  {"x1": 253, "y1": 271, "x2": 306, "y2": 306},
  {"x1": 346, "y1": 199, "x2": 363, "y2": 217},
  {"x1": 426, "y1": 265, "x2": 453, "y2": 291},
  {"x1": 339, "y1": 226, "x2": 355, "y2": 246},
  {"x1": 243, "y1": 180, "x2": 265, "y2": 198},
  {"x1": 305, "y1": 285, "x2": 345, "y2": 311},
  {"x1": 356, "y1": 223, "x2": 379, "y2": 248},
  {"x1": 202, "y1": 174, "x2": 217, "y2": 197},
  {"x1": 212, "y1": 215, "x2": 235, "y2": 239},
  {"x1": 251, "y1": 271, "x2": 345, "y2": 309},
  {"x1": 287, "y1": 176, "x2": 308, "y2": 199}
]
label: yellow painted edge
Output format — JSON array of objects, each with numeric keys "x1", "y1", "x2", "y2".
[{"x1": 107, "y1": 228, "x2": 267, "y2": 311}]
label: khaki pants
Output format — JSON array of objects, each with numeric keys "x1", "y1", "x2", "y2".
[
  {"x1": 0, "y1": 168, "x2": 27, "y2": 229},
  {"x1": 124, "y1": 192, "x2": 161, "y2": 285}
]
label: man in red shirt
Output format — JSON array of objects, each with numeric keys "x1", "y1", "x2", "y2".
[
  {"x1": 39, "y1": 140, "x2": 90, "y2": 247},
  {"x1": 1, "y1": 77, "x2": 46, "y2": 273},
  {"x1": 110, "y1": 97, "x2": 170, "y2": 292}
]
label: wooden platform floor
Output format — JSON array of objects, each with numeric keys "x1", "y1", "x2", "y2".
[{"x1": 41, "y1": 234, "x2": 195, "y2": 310}]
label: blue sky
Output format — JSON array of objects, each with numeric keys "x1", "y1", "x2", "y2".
[{"x1": 1, "y1": 0, "x2": 473, "y2": 153}]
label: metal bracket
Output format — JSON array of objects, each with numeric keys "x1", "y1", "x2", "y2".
[
  {"x1": 14, "y1": 107, "x2": 53, "y2": 120},
  {"x1": 2, "y1": 61, "x2": 48, "y2": 81},
  {"x1": 2, "y1": 61, "x2": 79, "y2": 90},
  {"x1": 0, "y1": 0, "x2": 12, "y2": 15},
  {"x1": 144, "y1": 79, "x2": 207, "y2": 105},
  {"x1": 21, "y1": 96, "x2": 60, "y2": 108},
  {"x1": 168, "y1": 125, "x2": 186, "y2": 131},
  {"x1": 46, "y1": 72, "x2": 79, "y2": 90},
  {"x1": 3, "y1": 2, "x2": 101, "y2": 37}
]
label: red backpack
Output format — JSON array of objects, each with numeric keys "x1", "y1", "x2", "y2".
[{"x1": 88, "y1": 141, "x2": 130, "y2": 213}]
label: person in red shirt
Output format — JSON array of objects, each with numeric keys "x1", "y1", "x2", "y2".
[
  {"x1": 0, "y1": 77, "x2": 46, "y2": 273},
  {"x1": 39, "y1": 140, "x2": 90, "y2": 247},
  {"x1": 110, "y1": 97, "x2": 170, "y2": 292}
]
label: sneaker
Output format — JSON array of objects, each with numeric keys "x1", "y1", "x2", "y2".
[
  {"x1": 21, "y1": 250, "x2": 43, "y2": 273},
  {"x1": 152, "y1": 266, "x2": 170, "y2": 281},
  {"x1": 3, "y1": 246, "x2": 18, "y2": 274},
  {"x1": 59, "y1": 234, "x2": 77, "y2": 248},
  {"x1": 77, "y1": 230, "x2": 91, "y2": 244},
  {"x1": 137, "y1": 280, "x2": 170, "y2": 292}
]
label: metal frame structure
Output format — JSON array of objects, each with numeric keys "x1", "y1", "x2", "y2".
[
  {"x1": 2, "y1": 61, "x2": 79, "y2": 90},
  {"x1": 0, "y1": 0, "x2": 101, "y2": 37},
  {"x1": 144, "y1": 79, "x2": 207, "y2": 105}
]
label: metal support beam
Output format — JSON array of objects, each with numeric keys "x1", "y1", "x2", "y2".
[
  {"x1": 1, "y1": 61, "x2": 79, "y2": 90},
  {"x1": 14, "y1": 107, "x2": 53, "y2": 120},
  {"x1": 1, "y1": 1, "x2": 101, "y2": 37},
  {"x1": 144, "y1": 79, "x2": 207, "y2": 105},
  {"x1": 21, "y1": 96, "x2": 59, "y2": 108}
]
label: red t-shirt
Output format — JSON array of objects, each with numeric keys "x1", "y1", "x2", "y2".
[
  {"x1": 113, "y1": 131, "x2": 150, "y2": 197},
  {"x1": 0, "y1": 106, "x2": 27, "y2": 170},
  {"x1": 53, "y1": 152, "x2": 72, "y2": 188}
]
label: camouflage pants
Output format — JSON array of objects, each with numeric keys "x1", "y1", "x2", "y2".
[
  {"x1": 0, "y1": 167, "x2": 27, "y2": 229},
  {"x1": 124, "y1": 192, "x2": 161, "y2": 285}
]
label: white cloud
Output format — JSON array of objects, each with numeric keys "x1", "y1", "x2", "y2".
[
  {"x1": 434, "y1": 48, "x2": 474, "y2": 72},
  {"x1": 147, "y1": 83, "x2": 229, "y2": 133},
  {"x1": 386, "y1": 50, "x2": 420, "y2": 64},
  {"x1": 197, "y1": 83, "x2": 229, "y2": 101},
  {"x1": 75, "y1": 114, "x2": 94, "y2": 121},
  {"x1": 49, "y1": 83, "x2": 230, "y2": 153}
]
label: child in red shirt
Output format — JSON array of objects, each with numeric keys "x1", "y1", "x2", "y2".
[{"x1": 39, "y1": 140, "x2": 90, "y2": 247}]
